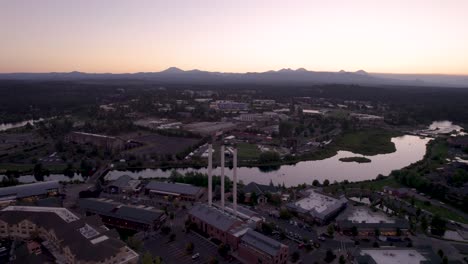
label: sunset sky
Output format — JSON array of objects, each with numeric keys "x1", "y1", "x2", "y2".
[{"x1": 1, "y1": 0, "x2": 467, "y2": 74}]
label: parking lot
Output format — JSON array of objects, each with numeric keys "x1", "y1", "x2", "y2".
[{"x1": 144, "y1": 227, "x2": 240, "y2": 264}]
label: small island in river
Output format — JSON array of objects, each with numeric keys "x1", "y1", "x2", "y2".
[{"x1": 339, "y1": 156, "x2": 372, "y2": 163}]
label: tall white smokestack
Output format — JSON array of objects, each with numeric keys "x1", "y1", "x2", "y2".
[
  {"x1": 208, "y1": 144, "x2": 213, "y2": 206},
  {"x1": 220, "y1": 145, "x2": 225, "y2": 210},
  {"x1": 233, "y1": 148, "x2": 237, "y2": 216}
]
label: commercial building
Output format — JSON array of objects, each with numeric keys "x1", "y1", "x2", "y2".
[
  {"x1": 238, "y1": 229, "x2": 288, "y2": 264},
  {"x1": 0, "y1": 206, "x2": 138, "y2": 264},
  {"x1": 355, "y1": 247, "x2": 440, "y2": 264},
  {"x1": 210, "y1": 100, "x2": 249, "y2": 112},
  {"x1": 105, "y1": 175, "x2": 141, "y2": 194},
  {"x1": 144, "y1": 181, "x2": 204, "y2": 201},
  {"x1": 0, "y1": 181, "x2": 60, "y2": 205},
  {"x1": 286, "y1": 189, "x2": 347, "y2": 224},
  {"x1": 337, "y1": 207, "x2": 409, "y2": 237},
  {"x1": 65, "y1": 131, "x2": 125, "y2": 151},
  {"x1": 79, "y1": 198, "x2": 166, "y2": 231},
  {"x1": 182, "y1": 122, "x2": 237, "y2": 136}
]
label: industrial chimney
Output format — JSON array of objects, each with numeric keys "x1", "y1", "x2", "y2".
[
  {"x1": 233, "y1": 147, "x2": 237, "y2": 216},
  {"x1": 220, "y1": 145, "x2": 225, "y2": 210},
  {"x1": 208, "y1": 144, "x2": 213, "y2": 206}
]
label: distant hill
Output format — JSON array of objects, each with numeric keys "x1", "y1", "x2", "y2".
[{"x1": 0, "y1": 68, "x2": 467, "y2": 87}]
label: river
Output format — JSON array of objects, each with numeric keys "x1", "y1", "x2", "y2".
[{"x1": 106, "y1": 135, "x2": 431, "y2": 187}]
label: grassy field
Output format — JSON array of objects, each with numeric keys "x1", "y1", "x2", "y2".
[
  {"x1": 411, "y1": 198, "x2": 468, "y2": 224},
  {"x1": 335, "y1": 129, "x2": 400, "y2": 156},
  {"x1": 349, "y1": 176, "x2": 402, "y2": 190},
  {"x1": 237, "y1": 142, "x2": 261, "y2": 160}
]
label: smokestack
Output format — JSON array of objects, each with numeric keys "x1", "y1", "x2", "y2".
[
  {"x1": 208, "y1": 144, "x2": 213, "y2": 206},
  {"x1": 233, "y1": 148, "x2": 237, "y2": 216},
  {"x1": 220, "y1": 145, "x2": 225, "y2": 210}
]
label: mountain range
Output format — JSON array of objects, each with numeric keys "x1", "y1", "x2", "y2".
[{"x1": 1, "y1": 67, "x2": 467, "y2": 87}]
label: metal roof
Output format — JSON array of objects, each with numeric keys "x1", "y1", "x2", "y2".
[
  {"x1": 0, "y1": 181, "x2": 59, "y2": 199},
  {"x1": 241, "y1": 229, "x2": 284, "y2": 257},
  {"x1": 188, "y1": 204, "x2": 239, "y2": 232},
  {"x1": 78, "y1": 198, "x2": 164, "y2": 225},
  {"x1": 145, "y1": 181, "x2": 202, "y2": 196},
  {"x1": 108, "y1": 175, "x2": 133, "y2": 188}
]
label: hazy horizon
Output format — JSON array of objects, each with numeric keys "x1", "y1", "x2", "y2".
[
  {"x1": 1, "y1": 67, "x2": 468, "y2": 77},
  {"x1": 1, "y1": 0, "x2": 468, "y2": 75}
]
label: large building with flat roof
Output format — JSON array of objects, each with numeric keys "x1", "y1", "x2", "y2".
[
  {"x1": 238, "y1": 229, "x2": 288, "y2": 264},
  {"x1": 0, "y1": 181, "x2": 60, "y2": 205},
  {"x1": 79, "y1": 198, "x2": 166, "y2": 231},
  {"x1": 337, "y1": 206, "x2": 409, "y2": 237},
  {"x1": 182, "y1": 122, "x2": 237, "y2": 136},
  {"x1": 355, "y1": 247, "x2": 440, "y2": 264},
  {"x1": 105, "y1": 175, "x2": 141, "y2": 194},
  {"x1": 286, "y1": 188, "x2": 347, "y2": 224},
  {"x1": 145, "y1": 181, "x2": 204, "y2": 201},
  {"x1": 65, "y1": 131, "x2": 125, "y2": 151},
  {"x1": 0, "y1": 206, "x2": 138, "y2": 264}
]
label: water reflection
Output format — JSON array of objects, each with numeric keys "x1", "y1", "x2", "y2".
[{"x1": 106, "y1": 135, "x2": 431, "y2": 187}]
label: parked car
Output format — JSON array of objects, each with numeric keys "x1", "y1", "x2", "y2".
[{"x1": 192, "y1": 253, "x2": 200, "y2": 260}]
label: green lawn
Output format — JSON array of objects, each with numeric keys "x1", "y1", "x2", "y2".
[
  {"x1": 349, "y1": 176, "x2": 402, "y2": 190},
  {"x1": 237, "y1": 142, "x2": 261, "y2": 160},
  {"x1": 335, "y1": 129, "x2": 400, "y2": 156},
  {"x1": 412, "y1": 198, "x2": 468, "y2": 224}
]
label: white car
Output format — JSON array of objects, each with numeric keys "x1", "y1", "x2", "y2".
[{"x1": 192, "y1": 253, "x2": 200, "y2": 260}]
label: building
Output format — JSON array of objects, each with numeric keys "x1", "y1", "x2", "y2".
[
  {"x1": 188, "y1": 204, "x2": 246, "y2": 247},
  {"x1": 383, "y1": 186, "x2": 410, "y2": 198},
  {"x1": 105, "y1": 175, "x2": 141, "y2": 194},
  {"x1": 79, "y1": 198, "x2": 166, "y2": 231},
  {"x1": 237, "y1": 113, "x2": 266, "y2": 122},
  {"x1": 0, "y1": 206, "x2": 139, "y2": 264},
  {"x1": 210, "y1": 100, "x2": 249, "y2": 112},
  {"x1": 242, "y1": 182, "x2": 279, "y2": 204},
  {"x1": 355, "y1": 247, "x2": 440, "y2": 264},
  {"x1": 183, "y1": 122, "x2": 237, "y2": 136},
  {"x1": 65, "y1": 131, "x2": 125, "y2": 151},
  {"x1": 349, "y1": 113, "x2": 385, "y2": 127},
  {"x1": 144, "y1": 181, "x2": 204, "y2": 201},
  {"x1": 252, "y1": 100, "x2": 275, "y2": 106},
  {"x1": 238, "y1": 229, "x2": 289, "y2": 264},
  {"x1": 337, "y1": 207, "x2": 409, "y2": 237},
  {"x1": 0, "y1": 181, "x2": 60, "y2": 205},
  {"x1": 286, "y1": 189, "x2": 347, "y2": 224}
]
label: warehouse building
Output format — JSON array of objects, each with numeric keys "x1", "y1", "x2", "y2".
[
  {"x1": 144, "y1": 181, "x2": 204, "y2": 201},
  {"x1": 0, "y1": 181, "x2": 60, "y2": 205},
  {"x1": 79, "y1": 198, "x2": 166, "y2": 231}
]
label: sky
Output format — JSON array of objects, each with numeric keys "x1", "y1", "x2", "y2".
[{"x1": 1, "y1": 0, "x2": 468, "y2": 74}]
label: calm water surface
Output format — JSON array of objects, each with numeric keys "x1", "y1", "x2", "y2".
[{"x1": 106, "y1": 135, "x2": 431, "y2": 187}]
